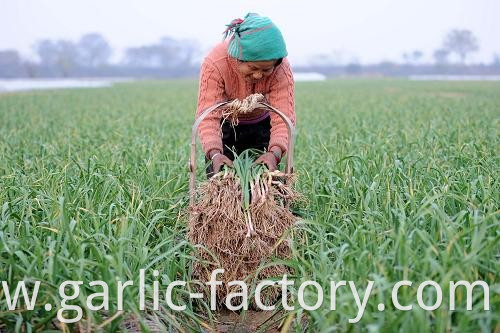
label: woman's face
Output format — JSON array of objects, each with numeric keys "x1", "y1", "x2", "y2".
[{"x1": 237, "y1": 59, "x2": 279, "y2": 83}]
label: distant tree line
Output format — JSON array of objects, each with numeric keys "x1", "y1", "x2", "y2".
[
  {"x1": 0, "y1": 33, "x2": 200, "y2": 78},
  {"x1": 403, "y1": 29, "x2": 480, "y2": 65},
  {"x1": 0, "y1": 29, "x2": 499, "y2": 78},
  {"x1": 304, "y1": 29, "x2": 500, "y2": 77}
]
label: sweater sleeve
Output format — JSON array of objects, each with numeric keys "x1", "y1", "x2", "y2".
[
  {"x1": 196, "y1": 59, "x2": 227, "y2": 155},
  {"x1": 267, "y1": 59, "x2": 296, "y2": 153}
]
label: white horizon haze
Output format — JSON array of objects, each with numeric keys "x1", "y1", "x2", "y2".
[{"x1": 1, "y1": 0, "x2": 499, "y2": 66}]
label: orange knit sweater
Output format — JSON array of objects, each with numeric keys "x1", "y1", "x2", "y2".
[{"x1": 196, "y1": 41, "x2": 295, "y2": 155}]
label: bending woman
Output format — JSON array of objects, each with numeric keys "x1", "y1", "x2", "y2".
[{"x1": 196, "y1": 13, "x2": 295, "y2": 176}]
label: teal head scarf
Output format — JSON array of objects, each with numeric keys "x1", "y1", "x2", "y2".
[{"x1": 223, "y1": 13, "x2": 288, "y2": 61}]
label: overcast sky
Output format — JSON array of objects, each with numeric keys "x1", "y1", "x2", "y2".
[{"x1": 1, "y1": 0, "x2": 499, "y2": 65}]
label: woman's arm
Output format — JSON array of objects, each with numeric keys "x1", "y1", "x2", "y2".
[
  {"x1": 196, "y1": 59, "x2": 227, "y2": 156},
  {"x1": 267, "y1": 58, "x2": 296, "y2": 154}
]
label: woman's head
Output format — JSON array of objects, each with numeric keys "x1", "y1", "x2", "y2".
[
  {"x1": 237, "y1": 58, "x2": 282, "y2": 82},
  {"x1": 224, "y1": 13, "x2": 287, "y2": 66}
]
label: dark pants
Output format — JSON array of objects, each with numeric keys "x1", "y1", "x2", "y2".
[{"x1": 206, "y1": 116, "x2": 271, "y2": 177}]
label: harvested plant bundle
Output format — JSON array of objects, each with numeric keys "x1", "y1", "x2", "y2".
[
  {"x1": 221, "y1": 93, "x2": 266, "y2": 126},
  {"x1": 188, "y1": 150, "x2": 299, "y2": 306}
]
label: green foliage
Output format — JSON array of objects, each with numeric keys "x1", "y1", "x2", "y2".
[{"x1": 0, "y1": 79, "x2": 498, "y2": 332}]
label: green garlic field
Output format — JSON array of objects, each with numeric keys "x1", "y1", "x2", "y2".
[{"x1": 0, "y1": 80, "x2": 498, "y2": 332}]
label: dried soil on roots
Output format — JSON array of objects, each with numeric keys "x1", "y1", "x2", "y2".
[{"x1": 188, "y1": 171, "x2": 299, "y2": 308}]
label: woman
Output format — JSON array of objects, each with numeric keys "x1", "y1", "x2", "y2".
[{"x1": 196, "y1": 13, "x2": 295, "y2": 176}]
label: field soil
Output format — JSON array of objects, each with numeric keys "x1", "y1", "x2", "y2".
[{"x1": 215, "y1": 309, "x2": 283, "y2": 333}]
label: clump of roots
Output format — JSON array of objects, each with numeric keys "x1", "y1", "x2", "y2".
[
  {"x1": 221, "y1": 93, "x2": 266, "y2": 126},
  {"x1": 188, "y1": 168, "x2": 299, "y2": 308}
]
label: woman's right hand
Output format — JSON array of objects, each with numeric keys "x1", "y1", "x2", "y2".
[{"x1": 209, "y1": 150, "x2": 233, "y2": 174}]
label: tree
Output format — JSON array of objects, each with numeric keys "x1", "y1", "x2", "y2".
[
  {"x1": 34, "y1": 39, "x2": 78, "y2": 76},
  {"x1": 402, "y1": 50, "x2": 423, "y2": 64},
  {"x1": 402, "y1": 52, "x2": 410, "y2": 64},
  {"x1": 124, "y1": 37, "x2": 199, "y2": 68},
  {"x1": 159, "y1": 37, "x2": 199, "y2": 67},
  {"x1": 0, "y1": 50, "x2": 25, "y2": 77},
  {"x1": 77, "y1": 33, "x2": 112, "y2": 67},
  {"x1": 34, "y1": 39, "x2": 59, "y2": 67},
  {"x1": 412, "y1": 50, "x2": 423, "y2": 64},
  {"x1": 55, "y1": 40, "x2": 78, "y2": 76},
  {"x1": 493, "y1": 53, "x2": 500, "y2": 66},
  {"x1": 22, "y1": 61, "x2": 37, "y2": 78},
  {"x1": 124, "y1": 45, "x2": 166, "y2": 68},
  {"x1": 433, "y1": 48, "x2": 449, "y2": 65},
  {"x1": 442, "y1": 29, "x2": 479, "y2": 63}
]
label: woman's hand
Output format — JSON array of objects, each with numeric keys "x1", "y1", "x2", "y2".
[
  {"x1": 209, "y1": 150, "x2": 233, "y2": 174},
  {"x1": 254, "y1": 147, "x2": 282, "y2": 171}
]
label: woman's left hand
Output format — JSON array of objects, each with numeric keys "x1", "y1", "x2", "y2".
[{"x1": 254, "y1": 152, "x2": 279, "y2": 171}]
